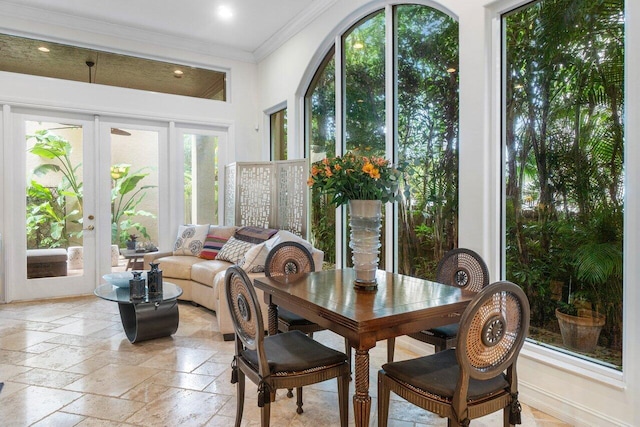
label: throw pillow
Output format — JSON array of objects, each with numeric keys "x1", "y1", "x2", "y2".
[
  {"x1": 234, "y1": 226, "x2": 279, "y2": 244},
  {"x1": 238, "y1": 238, "x2": 274, "y2": 273},
  {"x1": 173, "y1": 224, "x2": 209, "y2": 256},
  {"x1": 216, "y1": 236, "x2": 256, "y2": 264},
  {"x1": 198, "y1": 234, "x2": 229, "y2": 260}
]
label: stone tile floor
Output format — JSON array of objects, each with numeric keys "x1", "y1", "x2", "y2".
[{"x1": 0, "y1": 296, "x2": 571, "y2": 426}]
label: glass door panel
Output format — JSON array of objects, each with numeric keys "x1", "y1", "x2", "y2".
[
  {"x1": 182, "y1": 133, "x2": 219, "y2": 225},
  {"x1": 10, "y1": 115, "x2": 97, "y2": 301},
  {"x1": 109, "y1": 128, "x2": 159, "y2": 272}
]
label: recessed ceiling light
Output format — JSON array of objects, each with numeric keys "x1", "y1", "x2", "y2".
[
  {"x1": 218, "y1": 5, "x2": 233, "y2": 20},
  {"x1": 38, "y1": 46, "x2": 50, "y2": 52},
  {"x1": 353, "y1": 41, "x2": 364, "y2": 50},
  {"x1": 446, "y1": 67, "x2": 456, "y2": 73},
  {"x1": 174, "y1": 69, "x2": 184, "y2": 78}
]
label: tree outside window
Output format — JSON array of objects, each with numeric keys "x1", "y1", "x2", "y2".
[
  {"x1": 305, "y1": 5, "x2": 459, "y2": 278},
  {"x1": 503, "y1": 0, "x2": 624, "y2": 369}
]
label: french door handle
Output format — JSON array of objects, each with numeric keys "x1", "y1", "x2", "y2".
[{"x1": 84, "y1": 225, "x2": 95, "y2": 231}]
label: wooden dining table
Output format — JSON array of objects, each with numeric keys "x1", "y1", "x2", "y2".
[{"x1": 253, "y1": 268, "x2": 475, "y2": 427}]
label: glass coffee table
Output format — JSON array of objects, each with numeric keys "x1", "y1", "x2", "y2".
[{"x1": 95, "y1": 282, "x2": 183, "y2": 343}]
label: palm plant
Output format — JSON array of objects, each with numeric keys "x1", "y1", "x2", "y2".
[{"x1": 110, "y1": 163, "x2": 156, "y2": 246}]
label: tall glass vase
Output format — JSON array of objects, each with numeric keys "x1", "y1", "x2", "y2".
[{"x1": 348, "y1": 199, "x2": 382, "y2": 290}]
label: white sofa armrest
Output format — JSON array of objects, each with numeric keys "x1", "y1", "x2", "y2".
[{"x1": 143, "y1": 250, "x2": 173, "y2": 269}]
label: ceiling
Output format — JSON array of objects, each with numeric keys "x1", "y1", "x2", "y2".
[{"x1": 0, "y1": 0, "x2": 337, "y2": 62}]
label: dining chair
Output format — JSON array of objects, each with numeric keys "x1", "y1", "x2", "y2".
[
  {"x1": 225, "y1": 266, "x2": 350, "y2": 427},
  {"x1": 264, "y1": 241, "x2": 352, "y2": 397},
  {"x1": 387, "y1": 248, "x2": 490, "y2": 362},
  {"x1": 378, "y1": 281, "x2": 530, "y2": 427}
]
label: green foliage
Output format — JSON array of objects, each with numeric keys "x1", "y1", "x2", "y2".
[
  {"x1": 26, "y1": 131, "x2": 83, "y2": 248},
  {"x1": 110, "y1": 163, "x2": 156, "y2": 246},
  {"x1": 504, "y1": 0, "x2": 624, "y2": 356},
  {"x1": 307, "y1": 5, "x2": 460, "y2": 276},
  {"x1": 26, "y1": 182, "x2": 77, "y2": 248},
  {"x1": 25, "y1": 129, "x2": 156, "y2": 249}
]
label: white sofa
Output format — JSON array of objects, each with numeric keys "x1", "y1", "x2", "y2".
[{"x1": 144, "y1": 225, "x2": 323, "y2": 340}]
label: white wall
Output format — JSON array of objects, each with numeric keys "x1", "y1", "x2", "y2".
[{"x1": 256, "y1": 0, "x2": 640, "y2": 425}]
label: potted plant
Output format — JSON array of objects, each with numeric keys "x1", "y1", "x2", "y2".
[
  {"x1": 110, "y1": 163, "x2": 156, "y2": 247},
  {"x1": 555, "y1": 294, "x2": 605, "y2": 353},
  {"x1": 308, "y1": 151, "x2": 403, "y2": 287},
  {"x1": 126, "y1": 234, "x2": 138, "y2": 250},
  {"x1": 554, "y1": 209, "x2": 622, "y2": 352}
]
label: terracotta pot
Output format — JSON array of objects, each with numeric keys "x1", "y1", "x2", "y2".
[{"x1": 555, "y1": 308, "x2": 605, "y2": 353}]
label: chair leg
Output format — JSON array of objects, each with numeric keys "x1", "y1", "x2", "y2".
[
  {"x1": 235, "y1": 371, "x2": 245, "y2": 427},
  {"x1": 387, "y1": 337, "x2": 395, "y2": 363},
  {"x1": 337, "y1": 372, "x2": 349, "y2": 427},
  {"x1": 260, "y1": 399, "x2": 271, "y2": 427},
  {"x1": 295, "y1": 386, "x2": 304, "y2": 414},
  {"x1": 377, "y1": 372, "x2": 390, "y2": 427}
]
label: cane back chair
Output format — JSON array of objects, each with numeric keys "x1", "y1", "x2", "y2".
[
  {"x1": 387, "y1": 248, "x2": 490, "y2": 362},
  {"x1": 264, "y1": 241, "x2": 352, "y2": 398},
  {"x1": 379, "y1": 281, "x2": 530, "y2": 427},
  {"x1": 225, "y1": 266, "x2": 350, "y2": 426}
]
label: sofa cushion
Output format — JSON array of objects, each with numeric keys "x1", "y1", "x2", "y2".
[
  {"x1": 216, "y1": 236, "x2": 256, "y2": 264},
  {"x1": 173, "y1": 224, "x2": 209, "y2": 256},
  {"x1": 234, "y1": 226, "x2": 278, "y2": 244},
  {"x1": 199, "y1": 234, "x2": 229, "y2": 260},
  {"x1": 191, "y1": 260, "x2": 232, "y2": 288},
  {"x1": 155, "y1": 255, "x2": 204, "y2": 280}
]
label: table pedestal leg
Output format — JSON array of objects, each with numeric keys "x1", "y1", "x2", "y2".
[
  {"x1": 267, "y1": 302, "x2": 278, "y2": 336},
  {"x1": 118, "y1": 300, "x2": 179, "y2": 343},
  {"x1": 353, "y1": 349, "x2": 371, "y2": 427}
]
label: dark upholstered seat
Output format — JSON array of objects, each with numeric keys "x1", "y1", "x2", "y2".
[
  {"x1": 378, "y1": 281, "x2": 530, "y2": 427},
  {"x1": 226, "y1": 266, "x2": 350, "y2": 426}
]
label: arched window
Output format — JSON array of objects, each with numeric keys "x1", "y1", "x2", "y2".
[{"x1": 305, "y1": 4, "x2": 459, "y2": 278}]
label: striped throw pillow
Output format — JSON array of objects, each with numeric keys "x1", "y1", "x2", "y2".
[{"x1": 198, "y1": 234, "x2": 229, "y2": 260}]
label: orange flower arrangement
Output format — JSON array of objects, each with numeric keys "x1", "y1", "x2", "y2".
[{"x1": 308, "y1": 151, "x2": 402, "y2": 207}]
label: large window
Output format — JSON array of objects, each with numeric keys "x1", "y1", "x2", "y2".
[
  {"x1": 270, "y1": 108, "x2": 288, "y2": 161},
  {"x1": 503, "y1": 0, "x2": 624, "y2": 369},
  {"x1": 305, "y1": 4, "x2": 459, "y2": 277}
]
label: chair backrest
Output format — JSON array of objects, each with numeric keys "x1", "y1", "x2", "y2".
[
  {"x1": 225, "y1": 266, "x2": 269, "y2": 375},
  {"x1": 456, "y1": 281, "x2": 530, "y2": 381},
  {"x1": 264, "y1": 241, "x2": 315, "y2": 278},
  {"x1": 435, "y1": 248, "x2": 489, "y2": 292}
]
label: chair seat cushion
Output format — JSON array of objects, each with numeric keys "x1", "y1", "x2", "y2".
[
  {"x1": 242, "y1": 330, "x2": 347, "y2": 373},
  {"x1": 381, "y1": 349, "x2": 509, "y2": 401},
  {"x1": 423, "y1": 323, "x2": 459, "y2": 339},
  {"x1": 278, "y1": 308, "x2": 316, "y2": 326}
]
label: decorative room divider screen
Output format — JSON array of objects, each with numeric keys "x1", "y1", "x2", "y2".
[{"x1": 224, "y1": 159, "x2": 307, "y2": 237}]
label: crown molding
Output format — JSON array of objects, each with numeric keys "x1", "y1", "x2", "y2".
[{"x1": 253, "y1": 0, "x2": 338, "y2": 62}]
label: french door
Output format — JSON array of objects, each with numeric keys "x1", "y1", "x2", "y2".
[{"x1": 6, "y1": 110, "x2": 97, "y2": 300}]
